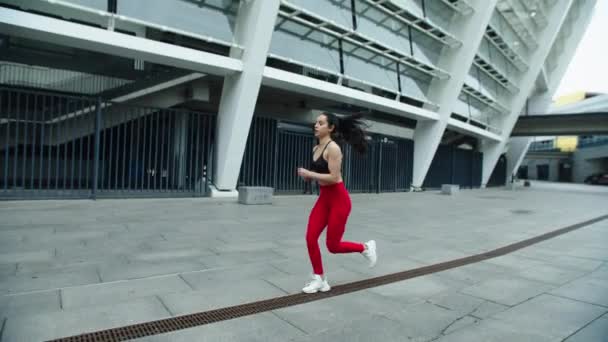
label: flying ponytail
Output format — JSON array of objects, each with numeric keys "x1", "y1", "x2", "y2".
[{"x1": 322, "y1": 112, "x2": 368, "y2": 155}]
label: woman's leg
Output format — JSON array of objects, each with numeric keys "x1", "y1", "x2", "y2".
[
  {"x1": 325, "y1": 185, "x2": 365, "y2": 254},
  {"x1": 306, "y1": 195, "x2": 329, "y2": 275}
]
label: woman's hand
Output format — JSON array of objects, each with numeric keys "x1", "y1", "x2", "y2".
[{"x1": 298, "y1": 167, "x2": 312, "y2": 180}]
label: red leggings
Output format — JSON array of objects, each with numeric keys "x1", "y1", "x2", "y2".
[{"x1": 306, "y1": 182, "x2": 365, "y2": 275}]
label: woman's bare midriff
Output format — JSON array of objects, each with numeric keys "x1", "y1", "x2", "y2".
[{"x1": 318, "y1": 177, "x2": 343, "y2": 187}]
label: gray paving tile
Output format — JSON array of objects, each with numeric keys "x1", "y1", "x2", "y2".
[
  {"x1": 564, "y1": 247, "x2": 608, "y2": 262},
  {"x1": 273, "y1": 290, "x2": 404, "y2": 335},
  {"x1": 515, "y1": 262, "x2": 587, "y2": 285},
  {"x1": 199, "y1": 249, "x2": 288, "y2": 269},
  {"x1": 588, "y1": 263, "x2": 608, "y2": 282},
  {"x1": 484, "y1": 254, "x2": 555, "y2": 272},
  {"x1": 0, "y1": 264, "x2": 16, "y2": 278},
  {"x1": 180, "y1": 263, "x2": 285, "y2": 286},
  {"x1": 160, "y1": 278, "x2": 286, "y2": 315},
  {"x1": 61, "y1": 275, "x2": 192, "y2": 310},
  {"x1": 490, "y1": 294, "x2": 607, "y2": 340},
  {"x1": 0, "y1": 264, "x2": 99, "y2": 295},
  {"x1": 460, "y1": 276, "x2": 555, "y2": 306},
  {"x1": 434, "y1": 318, "x2": 555, "y2": 342},
  {"x1": 426, "y1": 291, "x2": 509, "y2": 318},
  {"x1": 380, "y1": 301, "x2": 478, "y2": 341},
  {"x1": 98, "y1": 260, "x2": 206, "y2": 282},
  {"x1": 435, "y1": 261, "x2": 516, "y2": 285},
  {"x1": 0, "y1": 250, "x2": 54, "y2": 264},
  {"x1": 468, "y1": 300, "x2": 511, "y2": 319},
  {"x1": 290, "y1": 314, "x2": 426, "y2": 342},
  {"x1": 564, "y1": 313, "x2": 608, "y2": 342},
  {"x1": 130, "y1": 248, "x2": 216, "y2": 262},
  {"x1": 2, "y1": 297, "x2": 170, "y2": 342},
  {"x1": 0, "y1": 290, "x2": 60, "y2": 319},
  {"x1": 551, "y1": 276, "x2": 608, "y2": 307},
  {"x1": 514, "y1": 249, "x2": 605, "y2": 272},
  {"x1": 369, "y1": 274, "x2": 469, "y2": 305}
]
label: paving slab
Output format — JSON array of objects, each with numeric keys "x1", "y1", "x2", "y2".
[
  {"x1": 434, "y1": 318, "x2": 556, "y2": 342},
  {"x1": 289, "y1": 314, "x2": 431, "y2": 342},
  {"x1": 369, "y1": 274, "x2": 470, "y2": 305},
  {"x1": 487, "y1": 294, "x2": 607, "y2": 340},
  {"x1": 60, "y1": 274, "x2": 192, "y2": 310},
  {"x1": 563, "y1": 313, "x2": 608, "y2": 342},
  {"x1": 2, "y1": 297, "x2": 171, "y2": 342},
  {"x1": 272, "y1": 290, "x2": 404, "y2": 335},
  {"x1": 426, "y1": 291, "x2": 509, "y2": 319},
  {"x1": 460, "y1": 276, "x2": 556, "y2": 306},
  {"x1": 0, "y1": 264, "x2": 99, "y2": 295},
  {"x1": 160, "y1": 278, "x2": 286, "y2": 315},
  {"x1": 97, "y1": 259, "x2": 206, "y2": 282},
  {"x1": 550, "y1": 275, "x2": 608, "y2": 307},
  {"x1": 0, "y1": 290, "x2": 60, "y2": 319},
  {"x1": 380, "y1": 300, "x2": 480, "y2": 341}
]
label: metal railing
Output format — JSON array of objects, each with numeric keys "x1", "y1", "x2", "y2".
[
  {"x1": 0, "y1": 87, "x2": 214, "y2": 199},
  {"x1": 239, "y1": 117, "x2": 415, "y2": 194}
]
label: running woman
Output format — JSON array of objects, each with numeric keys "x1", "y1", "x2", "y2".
[{"x1": 297, "y1": 112, "x2": 377, "y2": 294}]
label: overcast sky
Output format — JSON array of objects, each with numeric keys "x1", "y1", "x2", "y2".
[{"x1": 555, "y1": 0, "x2": 608, "y2": 98}]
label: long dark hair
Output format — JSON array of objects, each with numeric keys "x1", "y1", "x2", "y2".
[{"x1": 322, "y1": 112, "x2": 368, "y2": 155}]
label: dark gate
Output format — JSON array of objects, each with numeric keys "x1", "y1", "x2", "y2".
[
  {"x1": 424, "y1": 145, "x2": 453, "y2": 189},
  {"x1": 424, "y1": 145, "x2": 483, "y2": 189},
  {"x1": 453, "y1": 148, "x2": 473, "y2": 188},
  {"x1": 488, "y1": 154, "x2": 507, "y2": 186}
]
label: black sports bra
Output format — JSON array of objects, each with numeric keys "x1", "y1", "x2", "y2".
[{"x1": 310, "y1": 141, "x2": 332, "y2": 174}]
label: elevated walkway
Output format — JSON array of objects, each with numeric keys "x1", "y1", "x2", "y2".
[{"x1": 512, "y1": 94, "x2": 608, "y2": 136}]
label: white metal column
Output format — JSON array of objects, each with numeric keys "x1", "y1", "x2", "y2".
[
  {"x1": 411, "y1": 0, "x2": 498, "y2": 190},
  {"x1": 211, "y1": 0, "x2": 280, "y2": 195},
  {"x1": 481, "y1": 0, "x2": 575, "y2": 186},
  {"x1": 506, "y1": 0, "x2": 598, "y2": 182}
]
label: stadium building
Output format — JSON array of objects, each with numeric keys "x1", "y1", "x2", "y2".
[{"x1": 0, "y1": 0, "x2": 598, "y2": 199}]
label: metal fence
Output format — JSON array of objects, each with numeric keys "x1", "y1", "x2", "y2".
[
  {"x1": 1, "y1": 87, "x2": 496, "y2": 200},
  {"x1": 238, "y1": 119, "x2": 317, "y2": 194},
  {"x1": 0, "y1": 87, "x2": 214, "y2": 199},
  {"x1": 239, "y1": 117, "x2": 415, "y2": 194}
]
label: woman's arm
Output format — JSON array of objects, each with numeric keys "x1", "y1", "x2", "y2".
[{"x1": 299, "y1": 143, "x2": 342, "y2": 184}]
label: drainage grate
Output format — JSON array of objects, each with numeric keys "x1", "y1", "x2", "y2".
[{"x1": 49, "y1": 214, "x2": 608, "y2": 342}]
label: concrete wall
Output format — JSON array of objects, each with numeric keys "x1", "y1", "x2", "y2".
[
  {"x1": 523, "y1": 158, "x2": 562, "y2": 182},
  {"x1": 572, "y1": 144, "x2": 608, "y2": 182}
]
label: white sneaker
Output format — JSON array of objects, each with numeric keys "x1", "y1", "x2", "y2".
[
  {"x1": 362, "y1": 240, "x2": 377, "y2": 268},
  {"x1": 302, "y1": 274, "x2": 331, "y2": 294}
]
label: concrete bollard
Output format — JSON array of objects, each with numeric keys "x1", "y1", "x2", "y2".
[
  {"x1": 441, "y1": 184, "x2": 459, "y2": 195},
  {"x1": 238, "y1": 186, "x2": 274, "y2": 205}
]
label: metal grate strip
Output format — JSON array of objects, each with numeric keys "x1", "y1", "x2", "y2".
[{"x1": 49, "y1": 214, "x2": 608, "y2": 342}]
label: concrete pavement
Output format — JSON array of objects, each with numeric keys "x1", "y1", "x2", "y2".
[{"x1": 0, "y1": 181, "x2": 607, "y2": 341}]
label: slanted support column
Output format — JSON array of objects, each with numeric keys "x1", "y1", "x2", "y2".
[
  {"x1": 211, "y1": 0, "x2": 280, "y2": 195},
  {"x1": 481, "y1": 0, "x2": 577, "y2": 186},
  {"x1": 506, "y1": 0, "x2": 598, "y2": 182},
  {"x1": 411, "y1": 0, "x2": 498, "y2": 190}
]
